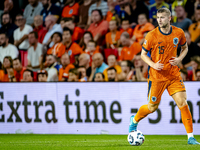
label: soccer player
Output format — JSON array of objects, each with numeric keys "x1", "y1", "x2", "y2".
[{"x1": 129, "y1": 8, "x2": 200, "y2": 145}]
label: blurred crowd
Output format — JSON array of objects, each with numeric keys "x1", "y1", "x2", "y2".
[{"x1": 0, "y1": 0, "x2": 200, "y2": 82}]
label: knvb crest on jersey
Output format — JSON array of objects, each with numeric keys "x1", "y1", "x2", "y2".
[{"x1": 173, "y1": 37, "x2": 179, "y2": 45}]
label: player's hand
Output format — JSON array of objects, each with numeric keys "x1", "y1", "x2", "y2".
[
  {"x1": 153, "y1": 60, "x2": 164, "y2": 71},
  {"x1": 169, "y1": 57, "x2": 181, "y2": 66}
]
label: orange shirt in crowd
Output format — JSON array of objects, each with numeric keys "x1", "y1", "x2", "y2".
[
  {"x1": 120, "y1": 42, "x2": 142, "y2": 61},
  {"x1": 72, "y1": 27, "x2": 84, "y2": 42},
  {"x1": 14, "y1": 67, "x2": 26, "y2": 82},
  {"x1": 0, "y1": 70, "x2": 9, "y2": 82},
  {"x1": 47, "y1": 43, "x2": 60, "y2": 55},
  {"x1": 103, "y1": 65, "x2": 122, "y2": 81},
  {"x1": 88, "y1": 20, "x2": 109, "y2": 37},
  {"x1": 188, "y1": 22, "x2": 200, "y2": 42},
  {"x1": 55, "y1": 42, "x2": 83, "y2": 64},
  {"x1": 62, "y1": 3, "x2": 79, "y2": 18},
  {"x1": 105, "y1": 31, "x2": 121, "y2": 46},
  {"x1": 133, "y1": 23, "x2": 154, "y2": 43},
  {"x1": 85, "y1": 46, "x2": 100, "y2": 66},
  {"x1": 106, "y1": 11, "x2": 114, "y2": 22},
  {"x1": 58, "y1": 64, "x2": 75, "y2": 81},
  {"x1": 120, "y1": 28, "x2": 133, "y2": 37}
]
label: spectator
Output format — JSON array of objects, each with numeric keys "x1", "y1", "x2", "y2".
[
  {"x1": 130, "y1": 0, "x2": 149, "y2": 25},
  {"x1": 22, "y1": 69, "x2": 34, "y2": 82},
  {"x1": 188, "y1": 7, "x2": 200, "y2": 42},
  {"x1": 191, "y1": 56, "x2": 200, "y2": 80},
  {"x1": 120, "y1": 60, "x2": 132, "y2": 81},
  {"x1": 27, "y1": 31, "x2": 43, "y2": 71},
  {"x1": 14, "y1": 14, "x2": 33, "y2": 66},
  {"x1": 45, "y1": 54, "x2": 59, "y2": 81},
  {"x1": 106, "y1": 19, "x2": 121, "y2": 49},
  {"x1": 62, "y1": 0, "x2": 79, "y2": 20},
  {"x1": 171, "y1": 0, "x2": 187, "y2": 23},
  {"x1": 78, "y1": 53, "x2": 91, "y2": 77},
  {"x1": 132, "y1": 52, "x2": 148, "y2": 81},
  {"x1": 13, "y1": 58, "x2": 26, "y2": 82},
  {"x1": 107, "y1": 67, "x2": 117, "y2": 81},
  {"x1": 46, "y1": 32, "x2": 62, "y2": 55},
  {"x1": 62, "y1": 17, "x2": 84, "y2": 43},
  {"x1": 195, "y1": 69, "x2": 200, "y2": 81},
  {"x1": 89, "y1": 53, "x2": 108, "y2": 81},
  {"x1": 54, "y1": 27, "x2": 83, "y2": 64},
  {"x1": 178, "y1": 31, "x2": 200, "y2": 68},
  {"x1": 79, "y1": 0, "x2": 95, "y2": 28},
  {"x1": 0, "y1": 32, "x2": 18, "y2": 64},
  {"x1": 23, "y1": 0, "x2": 43, "y2": 25},
  {"x1": 119, "y1": 31, "x2": 142, "y2": 61},
  {"x1": 88, "y1": 9, "x2": 109, "y2": 44},
  {"x1": 4, "y1": 0, "x2": 21, "y2": 22},
  {"x1": 106, "y1": 0, "x2": 118, "y2": 22},
  {"x1": 78, "y1": 66, "x2": 88, "y2": 82},
  {"x1": 103, "y1": 54, "x2": 123, "y2": 81},
  {"x1": 120, "y1": 19, "x2": 133, "y2": 38},
  {"x1": 59, "y1": 52, "x2": 75, "y2": 81},
  {"x1": 88, "y1": 0, "x2": 108, "y2": 25},
  {"x1": 0, "y1": 56, "x2": 15, "y2": 82},
  {"x1": 68, "y1": 68, "x2": 78, "y2": 81},
  {"x1": 79, "y1": 31, "x2": 93, "y2": 51},
  {"x1": 40, "y1": 0, "x2": 62, "y2": 22},
  {"x1": 37, "y1": 69, "x2": 48, "y2": 82},
  {"x1": 172, "y1": 6, "x2": 192, "y2": 31},
  {"x1": 131, "y1": 13, "x2": 154, "y2": 45},
  {"x1": 0, "y1": 12, "x2": 18, "y2": 44},
  {"x1": 42, "y1": 15, "x2": 63, "y2": 47},
  {"x1": 33, "y1": 15, "x2": 48, "y2": 43},
  {"x1": 94, "y1": 72, "x2": 105, "y2": 81},
  {"x1": 85, "y1": 40, "x2": 100, "y2": 64},
  {"x1": 149, "y1": 0, "x2": 170, "y2": 26}
]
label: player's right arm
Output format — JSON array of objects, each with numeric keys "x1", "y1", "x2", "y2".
[{"x1": 141, "y1": 49, "x2": 164, "y2": 71}]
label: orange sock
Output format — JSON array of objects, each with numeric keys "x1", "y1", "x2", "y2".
[
  {"x1": 179, "y1": 105, "x2": 193, "y2": 133},
  {"x1": 134, "y1": 104, "x2": 152, "y2": 122}
]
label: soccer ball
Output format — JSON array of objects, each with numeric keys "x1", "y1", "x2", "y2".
[{"x1": 127, "y1": 130, "x2": 145, "y2": 146}]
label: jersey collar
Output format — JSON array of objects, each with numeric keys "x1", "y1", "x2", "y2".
[{"x1": 159, "y1": 26, "x2": 172, "y2": 35}]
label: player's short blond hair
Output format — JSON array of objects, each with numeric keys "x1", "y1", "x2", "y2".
[{"x1": 157, "y1": 8, "x2": 171, "y2": 17}]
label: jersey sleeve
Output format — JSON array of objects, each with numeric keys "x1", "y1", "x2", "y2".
[
  {"x1": 142, "y1": 32, "x2": 153, "y2": 52},
  {"x1": 179, "y1": 30, "x2": 186, "y2": 46}
]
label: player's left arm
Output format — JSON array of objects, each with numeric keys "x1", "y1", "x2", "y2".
[{"x1": 169, "y1": 43, "x2": 188, "y2": 66}]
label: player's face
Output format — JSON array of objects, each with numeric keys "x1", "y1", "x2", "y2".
[{"x1": 157, "y1": 12, "x2": 170, "y2": 28}]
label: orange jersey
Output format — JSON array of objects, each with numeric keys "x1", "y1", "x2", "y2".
[
  {"x1": 106, "y1": 11, "x2": 114, "y2": 22},
  {"x1": 55, "y1": 42, "x2": 83, "y2": 64},
  {"x1": 0, "y1": 70, "x2": 9, "y2": 82},
  {"x1": 58, "y1": 64, "x2": 75, "y2": 81},
  {"x1": 14, "y1": 67, "x2": 26, "y2": 82},
  {"x1": 142, "y1": 26, "x2": 186, "y2": 81},
  {"x1": 47, "y1": 43, "x2": 60, "y2": 55},
  {"x1": 72, "y1": 27, "x2": 84, "y2": 42},
  {"x1": 61, "y1": 3, "x2": 79, "y2": 18},
  {"x1": 85, "y1": 46, "x2": 100, "y2": 66},
  {"x1": 105, "y1": 31, "x2": 121, "y2": 45},
  {"x1": 120, "y1": 42, "x2": 142, "y2": 61},
  {"x1": 120, "y1": 28, "x2": 133, "y2": 37},
  {"x1": 133, "y1": 23, "x2": 155, "y2": 43}
]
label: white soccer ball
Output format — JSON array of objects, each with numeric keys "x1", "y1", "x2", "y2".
[{"x1": 127, "y1": 130, "x2": 145, "y2": 146}]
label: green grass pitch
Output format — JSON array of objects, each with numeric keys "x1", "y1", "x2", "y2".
[{"x1": 0, "y1": 134, "x2": 199, "y2": 150}]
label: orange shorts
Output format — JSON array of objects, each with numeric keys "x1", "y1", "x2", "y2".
[{"x1": 147, "y1": 76, "x2": 186, "y2": 104}]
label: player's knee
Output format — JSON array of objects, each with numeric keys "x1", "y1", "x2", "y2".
[
  {"x1": 177, "y1": 99, "x2": 187, "y2": 108},
  {"x1": 148, "y1": 103, "x2": 159, "y2": 112}
]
